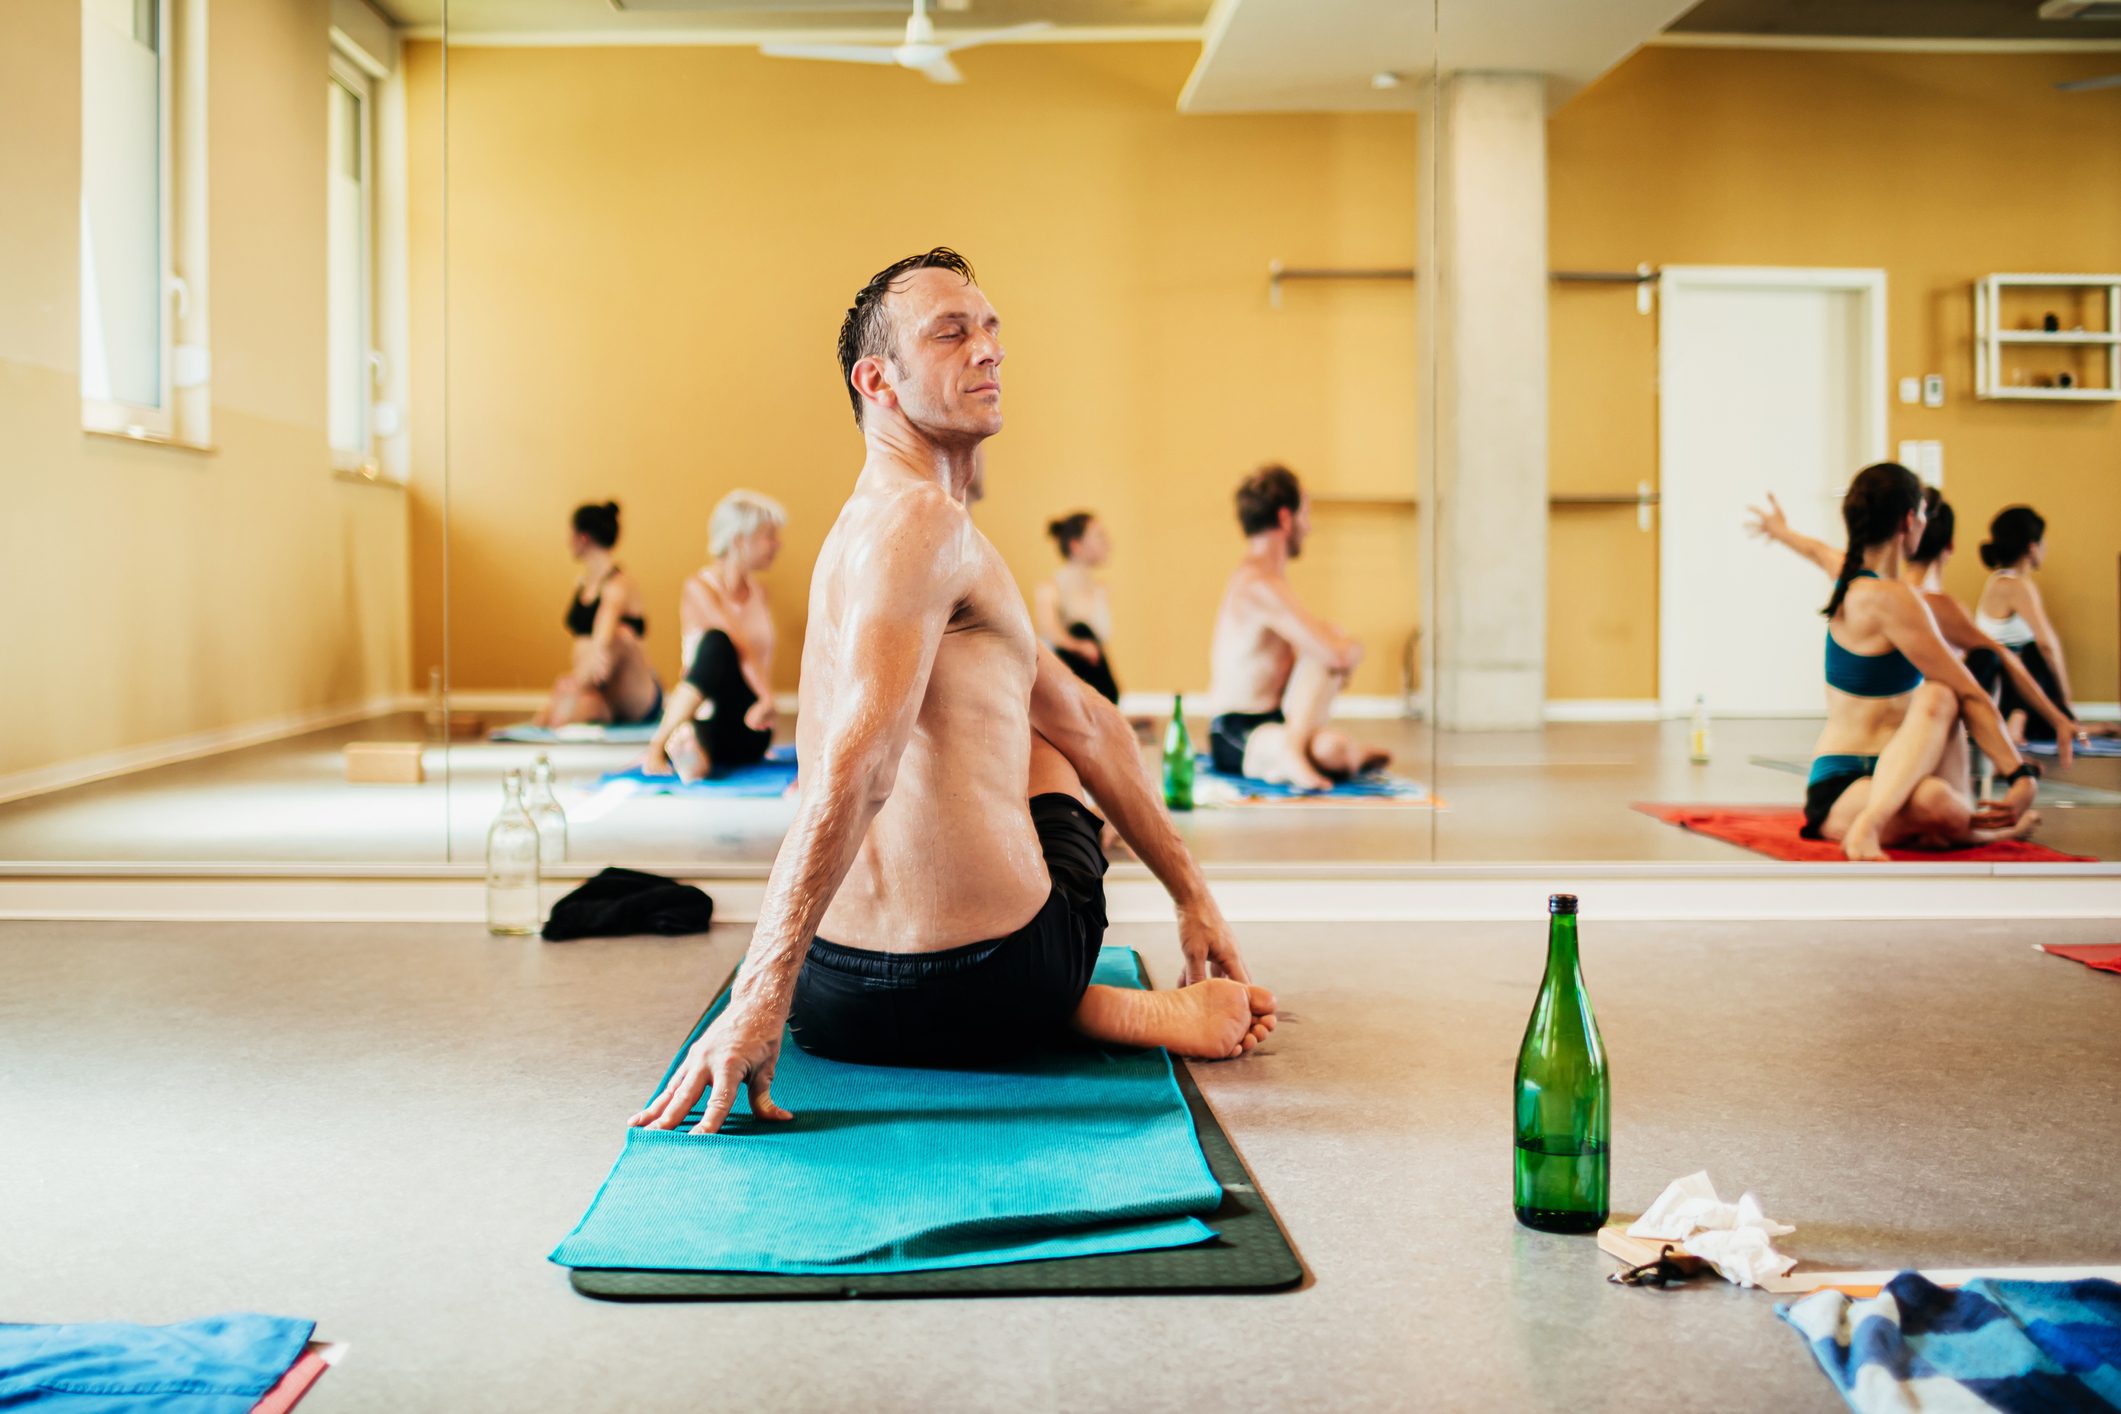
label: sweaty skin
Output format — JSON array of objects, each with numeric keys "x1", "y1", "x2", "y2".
[
  {"x1": 1206, "y1": 500, "x2": 1389, "y2": 791},
  {"x1": 632, "y1": 267, "x2": 1272, "y2": 1136}
]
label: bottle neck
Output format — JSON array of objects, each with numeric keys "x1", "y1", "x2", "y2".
[{"x1": 1545, "y1": 913, "x2": 1580, "y2": 978}]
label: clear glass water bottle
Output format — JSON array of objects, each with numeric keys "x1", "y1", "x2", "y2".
[
  {"x1": 1688, "y1": 694, "x2": 1711, "y2": 764},
  {"x1": 485, "y1": 768, "x2": 541, "y2": 936},
  {"x1": 529, "y1": 754, "x2": 568, "y2": 867}
]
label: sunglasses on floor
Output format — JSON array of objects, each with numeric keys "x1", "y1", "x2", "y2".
[{"x1": 1608, "y1": 1244, "x2": 1707, "y2": 1289}]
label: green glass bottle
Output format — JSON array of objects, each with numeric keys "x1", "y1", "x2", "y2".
[
  {"x1": 1513, "y1": 893, "x2": 1609, "y2": 1233},
  {"x1": 1162, "y1": 694, "x2": 1194, "y2": 811}
]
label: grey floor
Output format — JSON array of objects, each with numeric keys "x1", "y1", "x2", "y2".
[
  {"x1": 4, "y1": 711, "x2": 2117, "y2": 867},
  {"x1": 4, "y1": 917, "x2": 2118, "y2": 1412}
]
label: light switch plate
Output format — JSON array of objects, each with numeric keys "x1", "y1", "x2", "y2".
[
  {"x1": 1923, "y1": 374, "x2": 1945, "y2": 408},
  {"x1": 1900, "y1": 377, "x2": 1921, "y2": 404}
]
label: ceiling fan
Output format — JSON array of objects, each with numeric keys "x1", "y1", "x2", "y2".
[{"x1": 759, "y1": 0, "x2": 1051, "y2": 84}]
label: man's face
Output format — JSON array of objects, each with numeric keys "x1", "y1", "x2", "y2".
[{"x1": 874, "y1": 268, "x2": 1005, "y2": 441}]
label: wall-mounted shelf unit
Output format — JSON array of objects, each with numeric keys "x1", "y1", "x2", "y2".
[{"x1": 1973, "y1": 273, "x2": 2121, "y2": 401}]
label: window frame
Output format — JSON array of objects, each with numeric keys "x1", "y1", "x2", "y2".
[
  {"x1": 327, "y1": 48, "x2": 378, "y2": 475},
  {"x1": 81, "y1": 0, "x2": 177, "y2": 441}
]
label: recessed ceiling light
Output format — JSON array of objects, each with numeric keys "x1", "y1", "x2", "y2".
[{"x1": 1371, "y1": 71, "x2": 1402, "y2": 90}]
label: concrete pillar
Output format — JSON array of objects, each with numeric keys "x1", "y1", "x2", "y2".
[{"x1": 1426, "y1": 73, "x2": 1548, "y2": 731}]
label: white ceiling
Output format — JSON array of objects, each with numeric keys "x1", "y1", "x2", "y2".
[{"x1": 1179, "y1": 0, "x2": 1704, "y2": 113}]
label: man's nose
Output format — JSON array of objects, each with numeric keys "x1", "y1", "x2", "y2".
[{"x1": 974, "y1": 333, "x2": 1004, "y2": 366}]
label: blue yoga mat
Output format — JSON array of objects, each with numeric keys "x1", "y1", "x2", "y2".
[
  {"x1": 0, "y1": 1313, "x2": 314, "y2": 1412},
  {"x1": 490, "y1": 722, "x2": 662, "y2": 744},
  {"x1": 550, "y1": 947, "x2": 1222, "y2": 1275},
  {"x1": 2025, "y1": 735, "x2": 2121, "y2": 757},
  {"x1": 1193, "y1": 754, "x2": 1432, "y2": 802},
  {"x1": 594, "y1": 746, "x2": 798, "y2": 799}
]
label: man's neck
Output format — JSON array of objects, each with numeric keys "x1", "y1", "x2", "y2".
[
  {"x1": 1245, "y1": 533, "x2": 1291, "y2": 575},
  {"x1": 862, "y1": 417, "x2": 984, "y2": 503}
]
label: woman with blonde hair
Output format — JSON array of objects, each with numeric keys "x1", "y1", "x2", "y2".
[{"x1": 642, "y1": 490, "x2": 788, "y2": 780}]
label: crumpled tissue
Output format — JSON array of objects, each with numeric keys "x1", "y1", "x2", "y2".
[{"x1": 1625, "y1": 1171, "x2": 1797, "y2": 1287}]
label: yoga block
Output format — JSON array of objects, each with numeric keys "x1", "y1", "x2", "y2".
[{"x1": 344, "y1": 741, "x2": 426, "y2": 784}]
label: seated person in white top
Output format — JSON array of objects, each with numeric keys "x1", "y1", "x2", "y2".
[{"x1": 1973, "y1": 505, "x2": 2116, "y2": 748}]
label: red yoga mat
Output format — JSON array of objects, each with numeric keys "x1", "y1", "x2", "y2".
[
  {"x1": 1633, "y1": 804, "x2": 2095, "y2": 863},
  {"x1": 2037, "y1": 943, "x2": 2121, "y2": 975}
]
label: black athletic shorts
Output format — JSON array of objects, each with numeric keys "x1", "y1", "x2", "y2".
[
  {"x1": 787, "y1": 793, "x2": 1110, "y2": 1067},
  {"x1": 1208, "y1": 709, "x2": 1283, "y2": 776},
  {"x1": 685, "y1": 629, "x2": 773, "y2": 770}
]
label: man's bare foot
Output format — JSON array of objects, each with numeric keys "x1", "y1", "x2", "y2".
[
  {"x1": 1841, "y1": 817, "x2": 1889, "y2": 862},
  {"x1": 1260, "y1": 749, "x2": 1334, "y2": 793},
  {"x1": 1073, "y1": 979, "x2": 1277, "y2": 1060}
]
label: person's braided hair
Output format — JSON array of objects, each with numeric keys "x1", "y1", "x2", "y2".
[{"x1": 1823, "y1": 463, "x2": 1923, "y2": 618}]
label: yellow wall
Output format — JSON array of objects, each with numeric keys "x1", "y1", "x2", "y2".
[
  {"x1": 405, "y1": 42, "x2": 1420, "y2": 698},
  {"x1": 0, "y1": 0, "x2": 412, "y2": 782},
  {"x1": 1549, "y1": 47, "x2": 2121, "y2": 703}
]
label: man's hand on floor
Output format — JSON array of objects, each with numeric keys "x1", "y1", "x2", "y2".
[
  {"x1": 1176, "y1": 896, "x2": 1253, "y2": 988},
  {"x1": 629, "y1": 997, "x2": 795, "y2": 1134}
]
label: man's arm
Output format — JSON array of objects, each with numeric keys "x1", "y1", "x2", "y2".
[
  {"x1": 632, "y1": 500, "x2": 969, "y2": 1134},
  {"x1": 1028, "y1": 648, "x2": 1251, "y2": 988},
  {"x1": 1253, "y1": 578, "x2": 1358, "y2": 671}
]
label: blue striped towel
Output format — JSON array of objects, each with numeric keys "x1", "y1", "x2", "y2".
[{"x1": 1780, "y1": 1272, "x2": 2121, "y2": 1412}]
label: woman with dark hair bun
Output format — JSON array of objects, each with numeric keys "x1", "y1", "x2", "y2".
[
  {"x1": 532, "y1": 501, "x2": 665, "y2": 728},
  {"x1": 1748, "y1": 485, "x2": 2081, "y2": 770},
  {"x1": 1033, "y1": 511, "x2": 1121, "y2": 704},
  {"x1": 1744, "y1": 463, "x2": 2041, "y2": 859},
  {"x1": 1974, "y1": 506, "x2": 2115, "y2": 747}
]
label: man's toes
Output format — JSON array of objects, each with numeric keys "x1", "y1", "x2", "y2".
[{"x1": 1246, "y1": 985, "x2": 1277, "y2": 1015}]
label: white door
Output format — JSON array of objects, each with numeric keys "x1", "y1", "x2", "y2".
[{"x1": 1658, "y1": 268, "x2": 1887, "y2": 716}]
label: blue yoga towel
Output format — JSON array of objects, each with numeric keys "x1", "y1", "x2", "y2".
[
  {"x1": 2025, "y1": 735, "x2": 2121, "y2": 757},
  {"x1": 0, "y1": 1313, "x2": 313, "y2": 1412},
  {"x1": 550, "y1": 947, "x2": 1222, "y2": 1275},
  {"x1": 489, "y1": 722, "x2": 662, "y2": 744},
  {"x1": 1193, "y1": 754, "x2": 1431, "y2": 802},
  {"x1": 595, "y1": 746, "x2": 798, "y2": 799},
  {"x1": 1780, "y1": 1272, "x2": 2121, "y2": 1413}
]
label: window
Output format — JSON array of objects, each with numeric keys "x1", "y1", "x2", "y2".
[
  {"x1": 80, "y1": 0, "x2": 173, "y2": 437},
  {"x1": 327, "y1": 52, "x2": 376, "y2": 471}
]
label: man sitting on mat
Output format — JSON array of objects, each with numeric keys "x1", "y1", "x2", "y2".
[
  {"x1": 1203, "y1": 465, "x2": 1392, "y2": 792},
  {"x1": 631, "y1": 249, "x2": 1275, "y2": 1137}
]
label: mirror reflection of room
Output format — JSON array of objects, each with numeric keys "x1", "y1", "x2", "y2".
[
  {"x1": 0, "y1": 0, "x2": 439, "y2": 864},
  {"x1": 1426, "y1": 0, "x2": 2121, "y2": 863}
]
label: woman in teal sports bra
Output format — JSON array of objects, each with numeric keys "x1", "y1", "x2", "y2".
[{"x1": 1782, "y1": 463, "x2": 2040, "y2": 860}]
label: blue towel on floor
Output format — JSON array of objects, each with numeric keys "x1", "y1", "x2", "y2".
[
  {"x1": 1780, "y1": 1272, "x2": 2121, "y2": 1413},
  {"x1": 595, "y1": 746, "x2": 798, "y2": 799},
  {"x1": 0, "y1": 1313, "x2": 313, "y2": 1412},
  {"x1": 1193, "y1": 754, "x2": 1431, "y2": 802},
  {"x1": 550, "y1": 947, "x2": 1221, "y2": 1275},
  {"x1": 489, "y1": 722, "x2": 662, "y2": 744},
  {"x1": 2025, "y1": 735, "x2": 2121, "y2": 757}
]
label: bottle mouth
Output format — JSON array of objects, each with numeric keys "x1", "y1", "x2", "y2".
[{"x1": 1548, "y1": 893, "x2": 1579, "y2": 915}]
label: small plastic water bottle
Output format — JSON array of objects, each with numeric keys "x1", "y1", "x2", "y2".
[
  {"x1": 486, "y1": 769, "x2": 541, "y2": 936},
  {"x1": 1689, "y1": 694, "x2": 1711, "y2": 764}
]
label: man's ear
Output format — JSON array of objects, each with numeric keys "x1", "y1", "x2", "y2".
[{"x1": 851, "y1": 355, "x2": 897, "y2": 418}]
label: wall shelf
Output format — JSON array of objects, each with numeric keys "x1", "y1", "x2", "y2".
[{"x1": 1974, "y1": 273, "x2": 2121, "y2": 401}]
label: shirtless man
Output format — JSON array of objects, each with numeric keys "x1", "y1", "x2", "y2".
[
  {"x1": 632, "y1": 250, "x2": 1275, "y2": 1135},
  {"x1": 1204, "y1": 465, "x2": 1392, "y2": 792}
]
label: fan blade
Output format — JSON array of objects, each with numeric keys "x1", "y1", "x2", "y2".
[
  {"x1": 2056, "y1": 73, "x2": 2121, "y2": 91},
  {"x1": 915, "y1": 54, "x2": 965, "y2": 83},
  {"x1": 759, "y1": 42, "x2": 904, "y2": 65},
  {"x1": 940, "y1": 20, "x2": 1053, "y2": 51}
]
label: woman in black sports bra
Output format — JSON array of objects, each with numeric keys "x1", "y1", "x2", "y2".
[{"x1": 531, "y1": 501, "x2": 665, "y2": 728}]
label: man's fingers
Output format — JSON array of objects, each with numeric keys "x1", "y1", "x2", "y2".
[
  {"x1": 1214, "y1": 952, "x2": 1253, "y2": 985},
  {"x1": 647, "y1": 1062, "x2": 711, "y2": 1130},
  {"x1": 629, "y1": 1081, "x2": 675, "y2": 1128},
  {"x1": 750, "y1": 1072, "x2": 794, "y2": 1123},
  {"x1": 692, "y1": 1070, "x2": 743, "y2": 1135}
]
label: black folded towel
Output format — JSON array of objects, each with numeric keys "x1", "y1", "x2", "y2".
[{"x1": 542, "y1": 867, "x2": 715, "y2": 941}]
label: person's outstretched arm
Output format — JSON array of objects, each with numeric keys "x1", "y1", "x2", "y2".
[
  {"x1": 1028, "y1": 646, "x2": 1252, "y2": 988},
  {"x1": 631, "y1": 499, "x2": 970, "y2": 1134},
  {"x1": 2014, "y1": 578, "x2": 2079, "y2": 707},
  {"x1": 1926, "y1": 594, "x2": 2075, "y2": 771},
  {"x1": 1745, "y1": 492, "x2": 1842, "y2": 575}
]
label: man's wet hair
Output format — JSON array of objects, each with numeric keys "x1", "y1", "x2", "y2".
[
  {"x1": 837, "y1": 248, "x2": 978, "y2": 425},
  {"x1": 1236, "y1": 464, "x2": 1303, "y2": 536}
]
